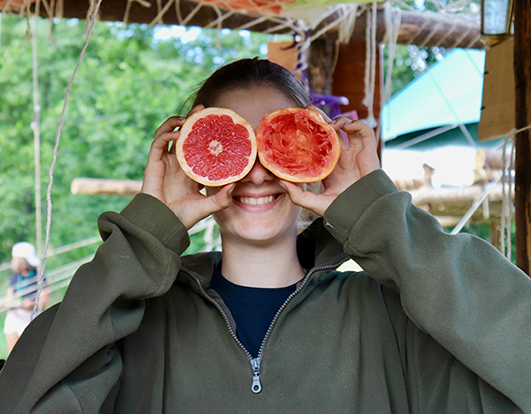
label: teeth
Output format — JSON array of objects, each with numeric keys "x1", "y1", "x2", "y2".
[{"x1": 237, "y1": 195, "x2": 275, "y2": 205}]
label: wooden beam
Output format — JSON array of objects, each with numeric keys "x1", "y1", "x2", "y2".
[
  {"x1": 71, "y1": 178, "x2": 141, "y2": 196},
  {"x1": 26, "y1": 1, "x2": 486, "y2": 49},
  {"x1": 514, "y1": 0, "x2": 531, "y2": 274}
]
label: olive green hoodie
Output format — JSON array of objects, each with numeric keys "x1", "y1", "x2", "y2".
[{"x1": 1, "y1": 170, "x2": 530, "y2": 413}]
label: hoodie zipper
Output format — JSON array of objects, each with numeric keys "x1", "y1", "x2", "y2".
[{"x1": 183, "y1": 262, "x2": 344, "y2": 394}]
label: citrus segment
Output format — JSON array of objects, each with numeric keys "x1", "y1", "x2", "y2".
[
  {"x1": 256, "y1": 107, "x2": 341, "y2": 183},
  {"x1": 176, "y1": 107, "x2": 257, "y2": 186}
]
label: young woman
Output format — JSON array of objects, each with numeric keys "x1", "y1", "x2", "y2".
[
  {"x1": 0, "y1": 58, "x2": 530, "y2": 413},
  {"x1": 3, "y1": 242, "x2": 49, "y2": 353}
]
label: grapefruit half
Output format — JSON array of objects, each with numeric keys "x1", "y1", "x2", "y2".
[
  {"x1": 256, "y1": 107, "x2": 341, "y2": 183},
  {"x1": 176, "y1": 107, "x2": 257, "y2": 186}
]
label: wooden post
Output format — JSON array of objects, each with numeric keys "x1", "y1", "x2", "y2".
[
  {"x1": 306, "y1": 38, "x2": 337, "y2": 95},
  {"x1": 514, "y1": 0, "x2": 531, "y2": 274},
  {"x1": 332, "y1": 41, "x2": 384, "y2": 159}
]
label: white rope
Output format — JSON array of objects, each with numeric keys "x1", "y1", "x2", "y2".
[
  {"x1": 308, "y1": 4, "x2": 359, "y2": 44},
  {"x1": 362, "y1": 2, "x2": 377, "y2": 128},
  {"x1": 204, "y1": 7, "x2": 234, "y2": 30},
  {"x1": 55, "y1": 0, "x2": 63, "y2": 18},
  {"x1": 292, "y1": 23, "x2": 310, "y2": 81},
  {"x1": 500, "y1": 135, "x2": 514, "y2": 259},
  {"x1": 149, "y1": 0, "x2": 174, "y2": 27},
  {"x1": 156, "y1": 0, "x2": 163, "y2": 25},
  {"x1": 31, "y1": 14, "x2": 43, "y2": 257},
  {"x1": 337, "y1": 4, "x2": 361, "y2": 44},
  {"x1": 382, "y1": 2, "x2": 401, "y2": 106},
  {"x1": 450, "y1": 177, "x2": 501, "y2": 235},
  {"x1": 174, "y1": 0, "x2": 183, "y2": 24},
  {"x1": 499, "y1": 125, "x2": 531, "y2": 259},
  {"x1": 180, "y1": 2, "x2": 202, "y2": 26},
  {"x1": 418, "y1": 17, "x2": 443, "y2": 48},
  {"x1": 32, "y1": 0, "x2": 104, "y2": 320}
]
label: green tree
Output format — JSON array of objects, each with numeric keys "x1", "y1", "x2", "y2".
[{"x1": 0, "y1": 15, "x2": 273, "y2": 265}]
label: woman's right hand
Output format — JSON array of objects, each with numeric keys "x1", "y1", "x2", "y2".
[{"x1": 140, "y1": 105, "x2": 235, "y2": 230}]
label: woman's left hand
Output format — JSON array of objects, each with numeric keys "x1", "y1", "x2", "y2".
[{"x1": 279, "y1": 105, "x2": 380, "y2": 217}]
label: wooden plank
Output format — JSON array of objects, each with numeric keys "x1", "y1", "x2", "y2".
[
  {"x1": 332, "y1": 41, "x2": 384, "y2": 159},
  {"x1": 514, "y1": 0, "x2": 531, "y2": 274},
  {"x1": 332, "y1": 41, "x2": 382, "y2": 125},
  {"x1": 478, "y1": 39, "x2": 515, "y2": 141}
]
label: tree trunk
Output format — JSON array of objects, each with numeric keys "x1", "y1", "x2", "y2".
[{"x1": 514, "y1": 0, "x2": 531, "y2": 275}]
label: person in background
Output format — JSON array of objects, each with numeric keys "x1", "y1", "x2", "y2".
[{"x1": 3, "y1": 242, "x2": 49, "y2": 353}]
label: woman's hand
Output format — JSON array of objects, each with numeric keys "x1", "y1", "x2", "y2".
[
  {"x1": 279, "y1": 105, "x2": 380, "y2": 217},
  {"x1": 141, "y1": 105, "x2": 235, "y2": 229}
]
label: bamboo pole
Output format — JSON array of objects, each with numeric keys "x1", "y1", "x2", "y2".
[
  {"x1": 70, "y1": 178, "x2": 142, "y2": 196},
  {"x1": 514, "y1": 0, "x2": 531, "y2": 275}
]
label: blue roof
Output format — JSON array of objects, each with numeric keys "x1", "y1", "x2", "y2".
[{"x1": 381, "y1": 48, "x2": 486, "y2": 141}]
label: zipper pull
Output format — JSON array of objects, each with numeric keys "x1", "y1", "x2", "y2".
[{"x1": 250, "y1": 357, "x2": 262, "y2": 393}]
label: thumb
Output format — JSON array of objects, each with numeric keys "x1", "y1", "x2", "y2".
[
  {"x1": 197, "y1": 183, "x2": 235, "y2": 217},
  {"x1": 180, "y1": 183, "x2": 235, "y2": 229},
  {"x1": 279, "y1": 181, "x2": 326, "y2": 217}
]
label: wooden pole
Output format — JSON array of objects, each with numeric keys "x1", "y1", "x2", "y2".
[
  {"x1": 71, "y1": 178, "x2": 142, "y2": 196},
  {"x1": 514, "y1": 0, "x2": 531, "y2": 274}
]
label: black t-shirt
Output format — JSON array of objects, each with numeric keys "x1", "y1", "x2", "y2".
[{"x1": 210, "y1": 269, "x2": 297, "y2": 358}]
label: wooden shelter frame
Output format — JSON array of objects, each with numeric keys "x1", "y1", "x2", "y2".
[{"x1": 0, "y1": 0, "x2": 529, "y2": 306}]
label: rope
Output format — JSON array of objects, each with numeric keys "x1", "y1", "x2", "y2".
[
  {"x1": 382, "y1": 1, "x2": 401, "y2": 106},
  {"x1": 362, "y1": 1, "x2": 377, "y2": 128},
  {"x1": 149, "y1": 0, "x2": 174, "y2": 27},
  {"x1": 32, "y1": 0, "x2": 104, "y2": 320},
  {"x1": 500, "y1": 125, "x2": 531, "y2": 259},
  {"x1": 47, "y1": 0, "x2": 55, "y2": 41},
  {"x1": 156, "y1": 0, "x2": 163, "y2": 25},
  {"x1": 31, "y1": 14, "x2": 43, "y2": 257},
  {"x1": 308, "y1": 4, "x2": 359, "y2": 44}
]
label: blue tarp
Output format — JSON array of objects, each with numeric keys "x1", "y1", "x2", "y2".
[{"x1": 382, "y1": 49, "x2": 486, "y2": 141}]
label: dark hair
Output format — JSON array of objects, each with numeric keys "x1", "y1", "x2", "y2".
[{"x1": 192, "y1": 58, "x2": 310, "y2": 109}]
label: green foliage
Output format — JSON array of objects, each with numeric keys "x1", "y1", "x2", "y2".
[
  {"x1": 0, "y1": 14, "x2": 273, "y2": 360},
  {"x1": 0, "y1": 15, "x2": 271, "y2": 264},
  {"x1": 384, "y1": 44, "x2": 447, "y2": 97}
]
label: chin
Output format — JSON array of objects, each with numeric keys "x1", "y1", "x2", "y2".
[{"x1": 218, "y1": 217, "x2": 299, "y2": 245}]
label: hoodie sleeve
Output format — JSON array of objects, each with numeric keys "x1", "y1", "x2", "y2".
[
  {"x1": 323, "y1": 169, "x2": 531, "y2": 413},
  {"x1": 0, "y1": 193, "x2": 190, "y2": 414}
]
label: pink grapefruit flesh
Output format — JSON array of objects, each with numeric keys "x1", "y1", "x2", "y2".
[{"x1": 176, "y1": 107, "x2": 257, "y2": 187}]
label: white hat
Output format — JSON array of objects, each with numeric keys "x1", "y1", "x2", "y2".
[{"x1": 12, "y1": 242, "x2": 40, "y2": 268}]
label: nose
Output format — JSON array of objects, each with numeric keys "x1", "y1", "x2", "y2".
[{"x1": 242, "y1": 159, "x2": 275, "y2": 185}]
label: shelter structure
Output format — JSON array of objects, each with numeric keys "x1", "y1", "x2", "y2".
[{"x1": 1, "y1": 0, "x2": 529, "y2": 274}]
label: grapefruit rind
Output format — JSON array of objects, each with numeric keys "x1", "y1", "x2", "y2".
[
  {"x1": 176, "y1": 107, "x2": 257, "y2": 187},
  {"x1": 256, "y1": 107, "x2": 340, "y2": 183}
]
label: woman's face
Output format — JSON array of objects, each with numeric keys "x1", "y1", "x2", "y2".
[{"x1": 205, "y1": 84, "x2": 303, "y2": 246}]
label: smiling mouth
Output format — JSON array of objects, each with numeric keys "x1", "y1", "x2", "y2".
[{"x1": 234, "y1": 194, "x2": 281, "y2": 205}]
